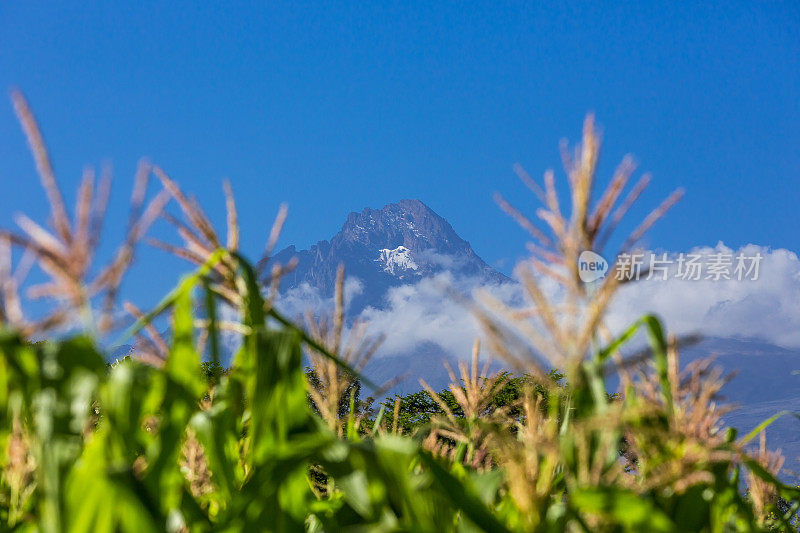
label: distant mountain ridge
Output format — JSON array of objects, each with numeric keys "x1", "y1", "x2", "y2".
[{"x1": 272, "y1": 199, "x2": 508, "y2": 310}]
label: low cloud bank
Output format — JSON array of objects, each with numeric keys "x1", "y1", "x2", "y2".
[
  {"x1": 608, "y1": 244, "x2": 800, "y2": 347},
  {"x1": 274, "y1": 244, "x2": 800, "y2": 359},
  {"x1": 279, "y1": 277, "x2": 365, "y2": 318}
]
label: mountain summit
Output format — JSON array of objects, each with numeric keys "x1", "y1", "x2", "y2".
[{"x1": 272, "y1": 199, "x2": 507, "y2": 310}]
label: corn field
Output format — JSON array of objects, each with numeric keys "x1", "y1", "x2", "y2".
[{"x1": 0, "y1": 92, "x2": 797, "y2": 532}]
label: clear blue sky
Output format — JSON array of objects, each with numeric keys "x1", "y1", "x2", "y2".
[{"x1": 0, "y1": 2, "x2": 798, "y2": 306}]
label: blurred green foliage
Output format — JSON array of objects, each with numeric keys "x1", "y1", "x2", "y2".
[{"x1": 0, "y1": 253, "x2": 796, "y2": 532}]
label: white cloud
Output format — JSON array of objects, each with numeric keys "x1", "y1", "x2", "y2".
[
  {"x1": 272, "y1": 244, "x2": 800, "y2": 361},
  {"x1": 359, "y1": 273, "x2": 492, "y2": 357},
  {"x1": 278, "y1": 277, "x2": 365, "y2": 318},
  {"x1": 606, "y1": 244, "x2": 800, "y2": 347},
  {"x1": 217, "y1": 278, "x2": 367, "y2": 359},
  {"x1": 415, "y1": 249, "x2": 459, "y2": 269}
]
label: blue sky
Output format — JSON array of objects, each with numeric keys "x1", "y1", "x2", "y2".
[{"x1": 0, "y1": 2, "x2": 798, "y2": 306}]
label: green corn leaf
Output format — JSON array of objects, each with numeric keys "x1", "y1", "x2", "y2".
[
  {"x1": 202, "y1": 277, "x2": 221, "y2": 370},
  {"x1": 189, "y1": 405, "x2": 239, "y2": 502},
  {"x1": 595, "y1": 318, "x2": 643, "y2": 365},
  {"x1": 571, "y1": 487, "x2": 674, "y2": 532},
  {"x1": 114, "y1": 248, "x2": 226, "y2": 347},
  {"x1": 419, "y1": 451, "x2": 512, "y2": 533},
  {"x1": 640, "y1": 314, "x2": 673, "y2": 412},
  {"x1": 740, "y1": 410, "x2": 800, "y2": 445},
  {"x1": 596, "y1": 314, "x2": 673, "y2": 413},
  {"x1": 165, "y1": 279, "x2": 205, "y2": 399}
]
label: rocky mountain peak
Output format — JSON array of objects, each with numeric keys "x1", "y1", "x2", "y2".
[
  {"x1": 272, "y1": 200, "x2": 508, "y2": 310},
  {"x1": 337, "y1": 199, "x2": 461, "y2": 253}
]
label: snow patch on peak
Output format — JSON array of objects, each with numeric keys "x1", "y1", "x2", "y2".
[{"x1": 375, "y1": 246, "x2": 419, "y2": 277}]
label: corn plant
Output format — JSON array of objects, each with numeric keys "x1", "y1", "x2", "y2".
[{"x1": 0, "y1": 94, "x2": 796, "y2": 532}]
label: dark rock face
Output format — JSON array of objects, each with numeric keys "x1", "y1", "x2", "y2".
[{"x1": 272, "y1": 199, "x2": 508, "y2": 310}]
